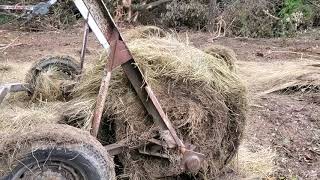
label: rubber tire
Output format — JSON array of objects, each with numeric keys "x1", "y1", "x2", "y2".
[
  {"x1": 25, "y1": 56, "x2": 81, "y2": 94},
  {"x1": 0, "y1": 124, "x2": 115, "y2": 180}
]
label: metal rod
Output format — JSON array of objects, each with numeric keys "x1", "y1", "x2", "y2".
[
  {"x1": 73, "y1": 0, "x2": 110, "y2": 49},
  {"x1": 80, "y1": 14, "x2": 90, "y2": 70},
  {"x1": 145, "y1": 86, "x2": 185, "y2": 148},
  {"x1": 0, "y1": 87, "x2": 9, "y2": 105},
  {"x1": 91, "y1": 31, "x2": 119, "y2": 137},
  {"x1": 0, "y1": 5, "x2": 33, "y2": 11},
  {"x1": 91, "y1": 71, "x2": 112, "y2": 137},
  {"x1": 104, "y1": 143, "x2": 128, "y2": 156},
  {"x1": 0, "y1": 83, "x2": 30, "y2": 105}
]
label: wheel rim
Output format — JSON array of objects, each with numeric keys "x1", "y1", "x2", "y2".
[{"x1": 11, "y1": 160, "x2": 85, "y2": 180}]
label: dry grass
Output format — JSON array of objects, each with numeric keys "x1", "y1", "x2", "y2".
[
  {"x1": 204, "y1": 45, "x2": 237, "y2": 71},
  {"x1": 122, "y1": 26, "x2": 166, "y2": 41},
  {"x1": 0, "y1": 101, "x2": 61, "y2": 139},
  {"x1": 31, "y1": 66, "x2": 74, "y2": 101},
  {"x1": 60, "y1": 98, "x2": 96, "y2": 129},
  {"x1": 0, "y1": 61, "x2": 73, "y2": 137},
  {"x1": 237, "y1": 60, "x2": 320, "y2": 95},
  {"x1": 233, "y1": 144, "x2": 276, "y2": 178},
  {"x1": 0, "y1": 62, "x2": 31, "y2": 83},
  {"x1": 0, "y1": 64, "x2": 12, "y2": 72},
  {"x1": 259, "y1": 62, "x2": 320, "y2": 94},
  {"x1": 63, "y1": 36, "x2": 247, "y2": 179}
]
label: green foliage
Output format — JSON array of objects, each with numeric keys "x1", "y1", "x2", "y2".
[
  {"x1": 277, "y1": 0, "x2": 315, "y2": 36},
  {"x1": 0, "y1": 14, "x2": 15, "y2": 25},
  {"x1": 279, "y1": 0, "x2": 312, "y2": 18}
]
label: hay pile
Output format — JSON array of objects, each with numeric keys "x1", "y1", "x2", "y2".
[
  {"x1": 0, "y1": 62, "x2": 31, "y2": 83},
  {"x1": 259, "y1": 62, "x2": 320, "y2": 95},
  {"x1": 0, "y1": 101, "x2": 61, "y2": 142},
  {"x1": 30, "y1": 67, "x2": 74, "y2": 101},
  {"x1": 23, "y1": 56, "x2": 81, "y2": 102},
  {"x1": 122, "y1": 26, "x2": 166, "y2": 41},
  {"x1": 0, "y1": 63, "x2": 61, "y2": 140},
  {"x1": 204, "y1": 45, "x2": 237, "y2": 72},
  {"x1": 63, "y1": 36, "x2": 247, "y2": 179}
]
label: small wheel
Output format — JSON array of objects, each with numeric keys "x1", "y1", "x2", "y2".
[
  {"x1": 25, "y1": 56, "x2": 81, "y2": 95},
  {"x1": 0, "y1": 124, "x2": 115, "y2": 180}
]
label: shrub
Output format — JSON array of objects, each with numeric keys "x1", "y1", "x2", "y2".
[
  {"x1": 160, "y1": 0, "x2": 208, "y2": 30},
  {"x1": 277, "y1": 0, "x2": 315, "y2": 36},
  {"x1": 220, "y1": 0, "x2": 281, "y2": 37},
  {"x1": 1, "y1": 0, "x2": 319, "y2": 37},
  {"x1": 0, "y1": 14, "x2": 15, "y2": 25}
]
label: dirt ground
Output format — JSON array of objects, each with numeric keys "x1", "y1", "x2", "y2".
[{"x1": 0, "y1": 27, "x2": 319, "y2": 179}]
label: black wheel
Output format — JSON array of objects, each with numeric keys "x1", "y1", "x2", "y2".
[
  {"x1": 0, "y1": 124, "x2": 115, "y2": 180},
  {"x1": 25, "y1": 56, "x2": 81, "y2": 95}
]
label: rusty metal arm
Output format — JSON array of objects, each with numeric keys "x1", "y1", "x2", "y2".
[
  {"x1": 75, "y1": 0, "x2": 180, "y2": 144},
  {"x1": 0, "y1": 83, "x2": 30, "y2": 105}
]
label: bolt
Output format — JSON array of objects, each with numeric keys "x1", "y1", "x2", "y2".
[{"x1": 185, "y1": 155, "x2": 201, "y2": 173}]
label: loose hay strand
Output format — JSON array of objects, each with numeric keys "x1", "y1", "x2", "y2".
[{"x1": 0, "y1": 102, "x2": 62, "y2": 137}]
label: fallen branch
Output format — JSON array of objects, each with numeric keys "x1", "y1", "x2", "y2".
[
  {"x1": 263, "y1": 9, "x2": 280, "y2": 20},
  {"x1": 0, "y1": 37, "x2": 19, "y2": 52}
]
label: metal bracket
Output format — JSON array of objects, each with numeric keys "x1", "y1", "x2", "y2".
[{"x1": 0, "y1": 83, "x2": 30, "y2": 105}]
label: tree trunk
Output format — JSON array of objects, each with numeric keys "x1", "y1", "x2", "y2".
[{"x1": 208, "y1": 0, "x2": 217, "y2": 32}]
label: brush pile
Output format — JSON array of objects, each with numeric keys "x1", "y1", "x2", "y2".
[{"x1": 62, "y1": 35, "x2": 247, "y2": 178}]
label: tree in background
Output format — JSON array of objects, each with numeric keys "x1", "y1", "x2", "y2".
[{"x1": 1, "y1": 0, "x2": 319, "y2": 37}]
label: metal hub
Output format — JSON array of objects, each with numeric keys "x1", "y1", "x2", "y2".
[{"x1": 12, "y1": 161, "x2": 84, "y2": 180}]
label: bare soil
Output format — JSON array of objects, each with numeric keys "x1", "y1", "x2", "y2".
[{"x1": 0, "y1": 28, "x2": 319, "y2": 179}]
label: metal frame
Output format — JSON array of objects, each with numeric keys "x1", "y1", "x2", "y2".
[
  {"x1": 0, "y1": 0, "x2": 205, "y2": 174},
  {"x1": 0, "y1": 83, "x2": 29, "y2": 104},
  {"x1": 0, "y1": 0, "x2": 58, "y2": 19},
  {"x1": 76, "y1": 0, "x2": 205, "y2": 173}
]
